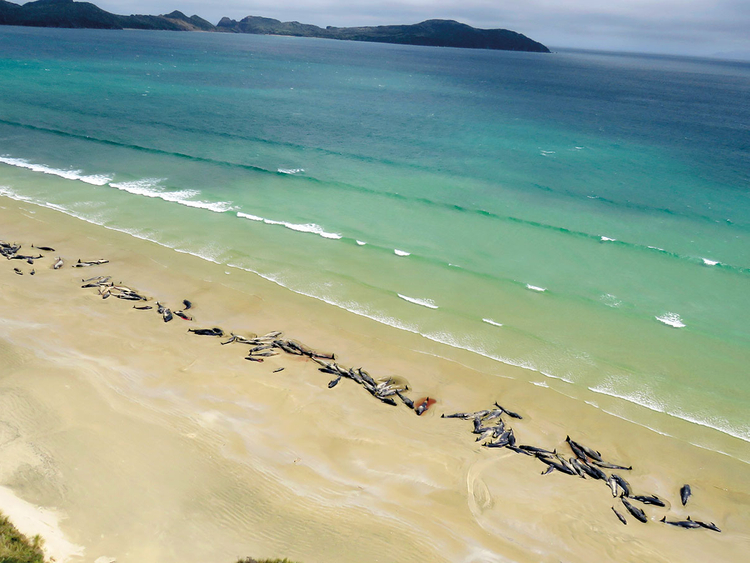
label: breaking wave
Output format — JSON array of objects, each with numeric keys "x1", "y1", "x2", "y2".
[
  {"x1": 589, "y1": 385, "x2": 750, "y2": 443},
  {"x1": 397, "y1": 294, "x2": 438, "y2": 309},
  {"x1": 0, "y1": 155, "x2": 111, "y2": 185},
  {"x1": 237, "y1": 211, "x2": 342, "y2": 239},
  {"x1": 110, "y1": 179, "x2": 236, "y2": 213},
  {"x1": 655, "y1": 312, "x2": 686, "y2": 328}
]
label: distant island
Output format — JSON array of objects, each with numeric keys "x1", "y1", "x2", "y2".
[
  {"x1": 216, "y1": 16, "x2": 550, "y2": 53},
  {"x1": 0, "y1": 0, "x2": 550, "y2": 53}
]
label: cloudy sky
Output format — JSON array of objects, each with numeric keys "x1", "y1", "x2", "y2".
[{"x1": 86, "y1": 1, "x2": 750, "y2": 58}]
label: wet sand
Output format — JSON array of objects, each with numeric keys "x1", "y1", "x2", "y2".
[{"x1": 0, "y1": 197, "x2": 748, "y2": 563}]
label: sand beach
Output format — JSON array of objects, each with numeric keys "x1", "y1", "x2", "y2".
[{"x1": 0, "y1": 195, "x2": 748, "y2": 563}]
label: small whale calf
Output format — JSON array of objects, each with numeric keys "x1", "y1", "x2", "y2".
[
  {"x1": 612, "y1": 507, "x2": 627, "y2": 525},
  {"x1": 680, "y1": 484, "x2": 691, "y2": 506}
]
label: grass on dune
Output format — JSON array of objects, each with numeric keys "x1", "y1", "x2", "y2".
[{"x1": 0, "y1": 511, "x2": 45, "y2": 563}]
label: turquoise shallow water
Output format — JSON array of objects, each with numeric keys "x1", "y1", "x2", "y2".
[{"x1": 0, "y1": 27, "x2": 748, "y2": 455}]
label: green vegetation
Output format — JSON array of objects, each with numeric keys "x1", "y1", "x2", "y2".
[{"x1": 0, "y1": 511, "x2": 45, "y2": 563}]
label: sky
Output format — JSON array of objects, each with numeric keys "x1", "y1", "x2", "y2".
[{"x1": 61, "y1": 1, "x2": 750, "y2": 58}]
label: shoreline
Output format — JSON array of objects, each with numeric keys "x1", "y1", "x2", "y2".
[
  {"x1": 2, "y1": 177, "x2": 747, "y2": 461},
  {"x1": 0, "y1": 196, "x2": 748, "y2": 562}
]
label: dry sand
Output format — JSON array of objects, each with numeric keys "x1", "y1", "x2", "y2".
[{"x1": 0, "y1": 197, "x2": 748, "y2": 563}]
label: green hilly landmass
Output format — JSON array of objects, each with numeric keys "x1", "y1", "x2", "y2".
[
  {"x1": 0, "y1": 0, "x2": 213, "y2": 31},
  {"x1": 215, "y1": 16, "x2": 549, "y2": 52},
  {"x1": 0, "y1": 0, "x2": 549, "y2": 52}
]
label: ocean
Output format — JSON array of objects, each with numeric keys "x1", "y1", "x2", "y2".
[{"x1": 0, "y1": 26, "x2": 748, "y2": 461}]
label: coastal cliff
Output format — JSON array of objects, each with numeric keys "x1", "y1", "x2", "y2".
[{"x1": 0, "y1": 0, "x2": 550, "y2": 53}]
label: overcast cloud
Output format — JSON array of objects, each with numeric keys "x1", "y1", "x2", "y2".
[{"x1": 72, "y1": 1, "x2": 750, "y2": 58}]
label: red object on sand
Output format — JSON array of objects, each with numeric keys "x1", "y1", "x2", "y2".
[{"x1": 415, "y1": 397, "x2": 436, "y2": 415}]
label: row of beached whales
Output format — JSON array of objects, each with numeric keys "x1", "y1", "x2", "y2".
[
  {"x1": 1, "y1": 240, "x2": 101, "y2": 274},
  {"x1": 440, "y1": 408, "x2": 720, "y2": 530},
  {"x1": 3, "y1": 238, "x2": 720, "y2": 532}
]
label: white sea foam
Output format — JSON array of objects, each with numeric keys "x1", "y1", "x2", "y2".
[
  {"x1": 541, "y1": 370, "x2": 574, "y2": 384},
  {"x1": 0, "y1": 185, "x2": 108, "y2": 227},
  {"x1": 600, "y1": 293, "x2": 622, "y2": 308},
  {"x1": 702, "y1": 258, "x2": 719, "y2": 266},
  {"x1": 482, "y1": 318, "x2": 503, "y2": 327},
  {"x1": 589, "y1": 384, "x2": 750, "y2": 443},
  {"x1": 109, "y1": 179, "x2": 236, "y2": 213},
  {"x1": 648, "y1": 245, "x2": 666, "y2": 252},
  {"x1": 531, "y1": 381, "x2": 549, "y2": 388},
  {"x1": 540, "y1": 150, "x2": 556, "y2": 157},
  {"x1": 0, "y1": 156, "x2": 112, "y2": 186},
  {"x1": 277, "y1": 168, "x2": 305, "y2": 174},
  {"x1": 526, "y1": 284, "x2": 546, "y2": 292},
  {"x1": 599, "y1": 408, "x2": 673, "y2": 437},
  {"x1": 394, "y1": 249, "x2": 410, "y2": 257},
  {"x1": 655, "y1": 312, "x2": 686, "y2": 328},
  {"x1": 687, "y1": 441, "x2": 748, "y2": 465},
  {"x1": 355, "y1": 240, "x2": 367, "y2": 246},
  {"x1": 600, "y1": 235, "x2": 616, "y2": 242},
  {"x1": 397, "y1": 294, "x2": 438, "y2": 309},
  {"x1": 236, "y1": 211, "x2": 342, "y2": 239},
  {"x1": 263, "y1": 218, "x2": 342, "y2": 239},
  {"x1": 236, "y1": 211, "x2": 263, "y2": 221},
  {"x1": 0, "y1": 185, "x2": 29, "y2": 201}
]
